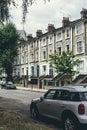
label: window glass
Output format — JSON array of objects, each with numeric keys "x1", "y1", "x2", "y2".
[
  {"x1": 60, "y1": 91, "x2": 70, "y2": 100},
  {"x1": 65, "y1": 29, "x2": 70, "y2": 38},
  {"x1": 80, "y1": 92, "x2": 87, "y2": 101},
  {"x1": 66, "y1": 45, "x2": 69, "y2": 51},
  {"x1": 36, "y1": 52, "x2": 38, "y2": 60},
  {"x1": 56, "y1": 32, "x2": 62, "y2": 42},
  {"x1": 76, "y1": 24, "x2": 83, "y2": 34},
  {"x1": 43, "y1": 51, "x2": 46, "y2": 59},
  {"x1": 70, "y1": 92, "x2": 80, "y2": 101},
  {"x1": 44, "y1": 90, "x2": 56, "y2": 99},
  {"x1": 77, "y1": 41, "x2": 83, "y2": 53},
  {"x1": 77, "y1": 61, "x2": 84, "y2": 73},
  {"x1": 53, "y1": 90, "x2": 62, "y2": 99},
  {"x1": 57, "y1": 47, "x2": 61, "y2": 55},
  {"x1": 31, "y1": 66, "x2": 34, "y2": 76},
  {"x1": 49, "y1": 64, "x2": 53, "y2": 76},
  {"x1": 42, "y1": 38, "x2": 46, "y2": 46},
  {"x1": 57, "y1": 32, "x2": 61, "y2": 40}
]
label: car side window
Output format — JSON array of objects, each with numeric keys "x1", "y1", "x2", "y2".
[
  {"x1": 70, "y1": 92, "x2": 80, "y2": 101},
  {"x1": 60, "y1": 91, "x2": 70, "y2": 100},
  {"x1": 53, "y1": 90, "x2": 62, "y2": 100},
  {"x1": 44, "y1": 90, "x2": 56, "y2": 99}
]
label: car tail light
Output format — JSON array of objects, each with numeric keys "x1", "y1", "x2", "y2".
[{"x1": 78, "y1": 104, "x2": 85, "y2": 114}]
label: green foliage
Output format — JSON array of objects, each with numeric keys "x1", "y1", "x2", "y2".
[
  {"x1": 49, "y1": 51, "x2": 79, "y2": 76},
  {"x1": 0, "y1": 0, "x2": 50, "y2": 24},
  {"x1": 0, "y1": 0, "x2": 12, "y2": 24},
  {"x1": 0, "y1": 22, "x2": 19, "y2": 81}
]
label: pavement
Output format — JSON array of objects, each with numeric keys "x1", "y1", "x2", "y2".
[{"x1": 17, "y1": 86, "x2": 47, "y2": 93}]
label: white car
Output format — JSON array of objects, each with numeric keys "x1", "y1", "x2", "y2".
[{"x1": 30, "y1": 85, "x2": 87, "y2": 130}]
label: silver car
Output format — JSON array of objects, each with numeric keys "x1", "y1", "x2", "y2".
[
  {"x1": 1, "y1": 81, "x2": 16, "y2": 89},
  {"x1": 30, "y1": 85, "x2": 87, "y2": 130}
]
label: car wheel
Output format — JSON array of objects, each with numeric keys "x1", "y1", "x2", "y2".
[
  {"x1": 31, "y1": 107, "x2": 39, "y2": 119},
  {"x1": 63, "y1": 116, "x2": 79, "y2": 130}
]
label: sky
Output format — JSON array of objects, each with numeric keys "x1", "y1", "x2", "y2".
[{"x1": 10, "y1": 0, "x2": 87, "y2": 37}]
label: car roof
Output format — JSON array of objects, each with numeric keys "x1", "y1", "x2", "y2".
[{"x1": 50, "y1": 84, "x2": 87, "y2": 92}]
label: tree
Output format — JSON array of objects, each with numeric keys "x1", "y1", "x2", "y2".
[
  {"x1": 0, "y1": 0, "x2": 50, "y2": 24},
  {"x1": 0, "y1": 22, "x2": 19, "y2": 81},
  {"x1": 49, "y1": 51, "x2": 79, "y2": 76}
]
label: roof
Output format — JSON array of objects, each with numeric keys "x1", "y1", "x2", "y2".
[
  {"x1": 50, "y1": 84, "x2": 87, "y2": 92},
  {"x1": 39, "y1": 75, "x2": 53, "y2": 80},
  {"x1": 81, "y1": 76, "x2": 87, "y2": 83},
  {"x1": 72, "y1": 74, "x2": 87, "y2": 83},
  {"x1": 52, "y1": 74, "x2": 72, "y2": 81}
]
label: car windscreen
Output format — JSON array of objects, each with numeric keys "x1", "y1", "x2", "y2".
[{"x1": 79, "y1": 92, "x2": 87, "y2": 101}]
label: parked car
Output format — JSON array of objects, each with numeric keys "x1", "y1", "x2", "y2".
[
  {"x1": 1, "y1": 81, "x2": 16, "y2": 89},
  {"x1": 30, "y1": 85, "x2": 87, "y2": 130}
]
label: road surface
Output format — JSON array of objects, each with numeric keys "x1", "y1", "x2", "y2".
[{"x1": 0, "y1": 89, "x2": 62, "y2": 130}]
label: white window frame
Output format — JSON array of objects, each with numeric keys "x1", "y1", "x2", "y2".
[
  {"x1": 65, "y1": 28, "x2": 70, "y2": 39},
  {"x1": 66, "y1": 44, "x2": 70, "y2": 52},
  {"x1": 56, "y1": 31, "x2": 62, "y2": 41},
  {"x1": 31, "y1": 66, "x2": 34, "y2": 76},
  {"x1": 43, "y1": 65, "x2": 46, "y2": 74},
  {"x1": 22, "y1": 68, "x2": 24, "y2": 75},
  {"x1": 57, "y1": 47, "x2": 61, "y2": 55},
  {"x1": 77, "y1": 41, "x2": 83, "y2": 53},
  {"x1": 77, "y1": 61, "x2": 84, "y2": 73},
  {"x1": 30, "y1": 52, "x2": 34, "y2": 62},
  {"x1": 42, "y1": 38, "x2": 46, "y2": 46},
  {"x1": 75, "y1": 23, "x2": 84, "y2": 35},
  {"x1": 42, "y1": 51, "x2": 46, "y2": 59},
  {"x1": 36, "y1": 51, "x2": 38, "y2": 60},
  {"x1": 48, "y1": 35, "x2": 53, "y2": 44}
]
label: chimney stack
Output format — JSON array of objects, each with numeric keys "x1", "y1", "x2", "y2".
[
  {"x1": 62, "y1": 17, "x2": 70, "y2": 27},
  {"x1": 80, "y1": 8, "x2": 87, "y2": 19},
  {"x1": 27, "y1": 34, "x2": 33, "y2": 41},
  {"x1": 36, "y1": 30, "x2": 43, "y2": 37},
  {"x1": 48, "y1": 24, "x2": 55, "y2": 33}
]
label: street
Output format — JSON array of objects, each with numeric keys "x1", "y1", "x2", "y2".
[
  {"x1": 0, "y1": 88, "x2": 43, "y2": 104},
  {"x1": 0, "y1": 89, "x2": 62, "y2": 130}
]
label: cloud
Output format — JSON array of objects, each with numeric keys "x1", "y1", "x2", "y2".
[{"x1": 10, "y1": 0, "x2": 87, "y2": 37}]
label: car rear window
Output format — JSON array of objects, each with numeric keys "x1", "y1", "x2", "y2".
[{"x1": 80, "y1": 92, "x2": 87, "y2": 101}]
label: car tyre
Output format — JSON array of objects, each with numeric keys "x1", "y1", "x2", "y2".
[
  {"x1": 31, "y1": 107, "x2": 39, "y2": 119},
  {"x1": 63, "y1": 115, "x2": 79, "y2": 130}
]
